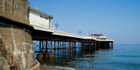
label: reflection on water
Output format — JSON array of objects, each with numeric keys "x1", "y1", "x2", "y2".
[
  {"x1": 35, "y1": 44, "x2": 140, "y2": 70},
  {"x1": 36, "y1": 48, "x2": 113, "y2": 69}
]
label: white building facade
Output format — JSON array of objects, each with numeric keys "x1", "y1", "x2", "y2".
[{"x1": 29, "y1": 8, "x2": 53, "y2": 29}]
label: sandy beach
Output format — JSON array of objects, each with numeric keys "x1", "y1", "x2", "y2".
[{"x1": 40, "y1": 66, "x2": 75, "y2": 70}]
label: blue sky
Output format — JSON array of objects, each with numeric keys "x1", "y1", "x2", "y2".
[{"x1": 29, "y1": 0, "x2": 140, "y2": 44}]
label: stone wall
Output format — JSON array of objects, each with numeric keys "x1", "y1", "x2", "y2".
[
  {"x1": 0, "y1": 0, "x2": 30, "y2": 26},
  {"x1": 0, "y1": 22, "x2": 37, "y2": 70},
  {"x1": 0, "y1": 0, "x2": 40, "y2": 70}
]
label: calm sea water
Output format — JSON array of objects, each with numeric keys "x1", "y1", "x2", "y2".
[{"x1": 34, "y1": 44, "x2": 140, "y2": 70}]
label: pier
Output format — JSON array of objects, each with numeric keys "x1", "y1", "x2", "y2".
[{"x1": 30, "y1": 8, "x2": 114, "y2": 55}]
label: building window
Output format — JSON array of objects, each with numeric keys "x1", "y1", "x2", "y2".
[
  {"x1": 40, "y1": 15, "x2": 43, "y2": 18},
  {"x1": 44, "y1": 17, "x2": 48, "y2": 20}
]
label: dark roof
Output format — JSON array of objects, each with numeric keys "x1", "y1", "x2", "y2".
[
  {"x1": 88, "y1": 34, "x2": 103, "y2": 36},
  {"x1": 30, "y1": 8, "x2": 53, "y2": 19}
]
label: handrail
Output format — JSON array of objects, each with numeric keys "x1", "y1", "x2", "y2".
[{"x1": 31, "y1": 23, "x2": 113, "y2": 41}]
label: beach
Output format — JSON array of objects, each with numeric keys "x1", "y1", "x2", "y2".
[{"x1": 40, "y1": 66, "x2": 75, "y2": 70}]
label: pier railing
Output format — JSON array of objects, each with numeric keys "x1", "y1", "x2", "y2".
[
  {"x1": 30, "y1": 21, "x2": 113, "y2": 41},
  {"x1": 31, "y1": 22, "x2": 55, "y2": 32},
  {"x1": 53, "y1": 30, "x2": 84, "y2": 39}
]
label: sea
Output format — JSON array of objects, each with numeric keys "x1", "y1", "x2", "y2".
[{"x1": 34, "y1": 44, "x2": 140, "y2": 70}]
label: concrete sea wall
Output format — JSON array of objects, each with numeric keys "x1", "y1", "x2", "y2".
[{"x1": 0, "y1": 0, "x2": 40, "y2": 70}]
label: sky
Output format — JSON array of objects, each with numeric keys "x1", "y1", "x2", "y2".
[{"x1": 28, "y1": 0, "x2": 140, "y2": 44}]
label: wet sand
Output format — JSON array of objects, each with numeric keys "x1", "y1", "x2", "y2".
[{"x1": 40, "y1": 66, "x2": 75, "y2": 70}]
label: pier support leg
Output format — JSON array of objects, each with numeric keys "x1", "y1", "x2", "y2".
[
  {"x1": 107, "y1": 42, "x2": 109, "y2": 48},
  {"x1": 94, "y1": 42, "x2": 96, "y2": 50},
  {"x1": 73, "y1": 42, "x2": 76, "y2": 49},
  {"x1": 60, "y1": 41, "x2": 61, "y2": 49},
  {"x1": 105, "y1": 42, "x2": 106, "y2": 48},
  {"x1": 54, "y1": 41, "x2": 56, "y2": 55},
  {"x1": 111, "y1": 41, "x2": 113, "y2": 48},
  {"x1": 41, "y1": 41, "x2": 44, "y2": 52},
  {"x1": 58, "y1": 41, "x2": 59, "y2": 49},
  {"x1": 68, "y1": 40, "x2": 69, "y2": 50},
  {"x1": 46, "y1": 40, "x2": 48, "y2": 52},
  {"x1": 51, "y1": 39, "x2": 53, "y2": 54},
  {"x1": 54, "y1": 41, "x2": 56, "y2": 50},
  {"x1": 39, "y1": 40, "x2": 41, "y2": 53},
  {"x1": 99, "y1": 42, "x2": 101, "y2": 49},
  {"x1": 89, "y1": 41, "x2": 91, "y2": 50},
  {"x1": 82, "y1": 42, "x2": 85, "y2": 50},
  {"x1": 71, "y1": 41, "x2": 72, "y2": 50},
  {"x1": 63, "y1": 41, "x2": 64, "y2": 49},
  {"x1": 65, "y1": 41, "x2": 66, "y2": 49}
]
